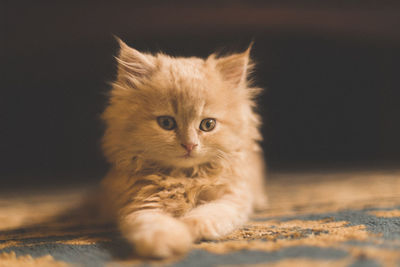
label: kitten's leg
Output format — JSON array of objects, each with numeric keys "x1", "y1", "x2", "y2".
[
  {"x1": 119, "y1": 210, "x2": 193, "y2": 258},
  {"x1": 247, "y1": 151, "x2": 269, "y2": 211},
  {"x1": 251, "y1": 167, "x2": 269, "y2": 211},
  {"x1": 253, "y1": 184, "x2": 269, "y2": 211},
  {"x1": 181, "y1": 184, "x2": 252, "y2": 241}
]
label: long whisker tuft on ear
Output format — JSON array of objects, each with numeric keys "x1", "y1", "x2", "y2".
[{"x1": 113, "y1": 37, "x2": 157, "y2": 87}]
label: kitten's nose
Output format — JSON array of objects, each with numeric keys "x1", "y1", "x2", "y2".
[{"x1": 181, "y1": 143, "x2": 198, "y2": 153}]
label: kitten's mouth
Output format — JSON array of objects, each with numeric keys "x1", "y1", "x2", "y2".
[{"x1": 182, "y1": 153, "x2": 192, "y2": 159}]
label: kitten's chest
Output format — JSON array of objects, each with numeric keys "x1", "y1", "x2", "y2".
[{"x1": 148, "y1": 176, "x2": 227, "y2": 217}]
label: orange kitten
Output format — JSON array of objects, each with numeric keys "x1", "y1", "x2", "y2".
[{"x1": 99, "y1": 38, "x2": 267, "y2": 258}]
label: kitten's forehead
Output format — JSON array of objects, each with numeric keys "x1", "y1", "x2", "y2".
[
  {"x1": 143, "y1": 55, "x2": 230, "y2": 121},
  {"x1": 159, "y1": 55, "x2": 207, "y2": 82},
  {"x1": 154, "y1": 57, "x2": 216, "y2": 110},
  {"x1": 167, "y1": 88, "x2": 227, "y2": 122}
]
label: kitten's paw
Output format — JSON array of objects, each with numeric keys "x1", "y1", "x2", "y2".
[
  {"x1": 132, "y1": 226, "x2": 192, "y2": 258},
  {"x1": 123, "y1": 213, "x2": 193, "y2": 258},
  {"x1": 182, "y1": 216, "x2": 225, "y2": 241}
]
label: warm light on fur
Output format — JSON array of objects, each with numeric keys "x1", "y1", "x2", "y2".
[{"x1": 100, "y1": 38, "x2": 268, "y2": 258}]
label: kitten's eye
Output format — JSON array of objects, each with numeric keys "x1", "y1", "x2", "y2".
[
  {"x1": 157, "y1": 116, "x2": 176, "y2": 130},
  {"x1": 200, "y1": 118, "x2": 216, "y2": 132}
]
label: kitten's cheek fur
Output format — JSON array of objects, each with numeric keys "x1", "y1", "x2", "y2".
[{"x1": 120, "y1": 211, "x2": 193, "y2": 258}]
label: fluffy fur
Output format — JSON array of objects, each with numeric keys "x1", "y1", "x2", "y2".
[{"x1": 99, "y1": 38, "x2": 267, "y2": 258}]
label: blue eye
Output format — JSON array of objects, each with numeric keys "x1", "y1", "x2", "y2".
[
  {"x1": 157, "y1": 116, "x2": 176, "y2": 130},
  {"x1": 200, "y1": 118, "x2": 216, "y2": 132}
]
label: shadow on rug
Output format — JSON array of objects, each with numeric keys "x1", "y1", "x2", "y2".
[{"x1": 1, "y1": 169, "x2": 400, "y2": 267}]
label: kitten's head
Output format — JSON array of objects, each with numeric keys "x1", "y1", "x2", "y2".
[{"x1": 102, "y1": 38, "x2": 261, "y2": 172}]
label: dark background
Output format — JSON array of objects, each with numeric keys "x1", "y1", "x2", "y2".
[{"x1": 2, "y1": 1, "x2": 400, "y2": 185}]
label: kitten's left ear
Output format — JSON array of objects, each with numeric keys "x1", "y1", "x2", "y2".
[{"x1": 211, "y1": 43, "x2": 253, "y2": 87}]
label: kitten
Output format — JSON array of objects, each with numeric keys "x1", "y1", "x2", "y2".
[{"x1": 99, "y1": 38, "x2": 267, "y2": 258}]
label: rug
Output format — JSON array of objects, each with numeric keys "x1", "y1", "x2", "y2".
[{"x1": 1, "y1": 169, "x2": 400, "y2": 267}]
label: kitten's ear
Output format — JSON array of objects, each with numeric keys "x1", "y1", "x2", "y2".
[
  {"x1": 114, "y1": 37, "x2": 156, "y2": 82},
  {"x1": 212, "y1": 44, "x2": 253, "y2": 87}
]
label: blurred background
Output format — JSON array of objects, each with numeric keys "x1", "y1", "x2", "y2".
[{"x1": 2, "y1": 1, "x2": 400, "y2": 185}]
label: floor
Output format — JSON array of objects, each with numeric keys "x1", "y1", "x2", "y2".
[{"x1": 1, "y1": 168, "x2": 400, "y2": 267}]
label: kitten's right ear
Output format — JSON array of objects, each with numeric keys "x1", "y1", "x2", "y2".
[{"x1": 114, "y1": 37, "x2": 156, "y2": 84}]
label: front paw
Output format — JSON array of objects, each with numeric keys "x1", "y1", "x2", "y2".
[
  {"x1": 123, "y1": 214, "x2": 193, "y2": 258},
  {"x1": 182, "y1": 216, "x2": 226, "y2": 241}
]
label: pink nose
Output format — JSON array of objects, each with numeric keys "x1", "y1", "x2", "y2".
[{"x1": 181, "y1": 143, "x2": 198, "y2": 153}]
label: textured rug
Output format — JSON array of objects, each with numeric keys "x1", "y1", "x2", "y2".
[{"x1": 1, "y1": 169, "x2": 400, "y2": 267}]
